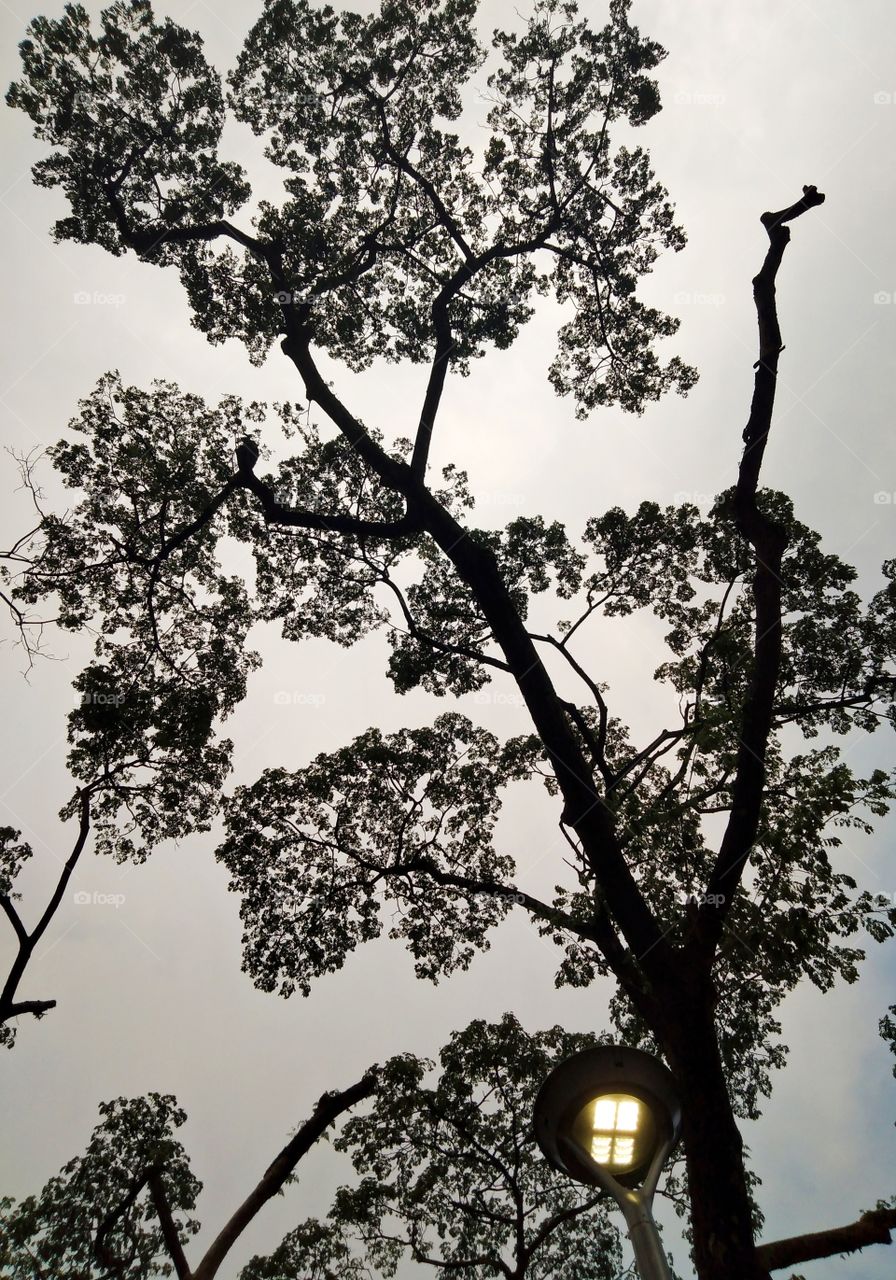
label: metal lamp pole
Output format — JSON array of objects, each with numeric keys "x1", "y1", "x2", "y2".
[{"x1": 558, "y1": 1130, "x2": 675, "y2": 1280}]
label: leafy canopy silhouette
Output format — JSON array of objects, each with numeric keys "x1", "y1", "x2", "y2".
[{"x1": 3, "y1": 0, "x2": 896, "y2": 1276}]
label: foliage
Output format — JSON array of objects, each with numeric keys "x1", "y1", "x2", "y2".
[
  {"x1": 0, "y1": 1095, "x2": 200, "y2": 1279},
  {"x1": 0, "y1": 1019, "x2": 626, "y2": 1280},
  {"x1": 5, "y1": 0, "x2": 896, "y2": 1275},
  {"x1": 8, "y1": 0, "x2": 695, "y2": 407},
  {"x1": 5, "y1": 373, "x2": 260, "y2": 859},
  {"x1": 7, "y1": 365, "x2": 896, "y2": 1110},
  {"x1": 219, "y1": 713, "x2": 521, "y2": 994},
  {"x1": 5, "y1": 0, "x2": 249, "y2": 257},
  {"x1": 323, "y1": 1014, "x2": 623, "y2": 1279}
]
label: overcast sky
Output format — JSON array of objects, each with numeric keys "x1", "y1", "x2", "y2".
[{"x1": 1, "y1": 1, "x2": 895, "y2": 1276}]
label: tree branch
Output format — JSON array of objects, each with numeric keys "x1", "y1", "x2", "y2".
[
  {"x1": 0, "y1": 788, "x2": 93, "y2": 1029},
  {"x1": 757, "y1": 1206, "x2": 896, "y2": 1272},
  {"x1": 269, "y1": 232, "x2": 668, "y2": 980},
  {"x1": 94, "y1": 1165, "x2": 158, "y2": 1274},
  {"x1": 105, "y1": 180, "x2": 269, "y2": 263},
  {"x1": 694, "y1": 186, "x2": 825, "y2": 957},
  {"x1": 520, "y1": 1192, "x2": 603, "y2": 1263},
  {"x1": 1, "y1": 997, "x2": 56, "y2": 1019},
  {"x1": 190, "y1": 1071, "x2": 378, "y2": 1280},
  {"x1": 235, "y1": 455, "x2": 421, "y2": 538},
  {"x1": 375, "y1": 563, "x2": 511, "y2": 673},
  {"x1": 147, "y1": 1170, "x2": 192, "y2": 1280},
  {"x1": 0, "y1": 895, "x2": 28, "y2": 945}
]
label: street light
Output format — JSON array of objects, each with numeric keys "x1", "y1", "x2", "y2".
[{"x1": 533, "y1": 1045, "x2": 681, "y2": 1280}]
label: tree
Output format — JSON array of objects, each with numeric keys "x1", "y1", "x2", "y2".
[
  {"x1": 291, "y1": 1015, "x2": 624, "y2": 1280},
  {"x1": 0, "y1": 1074, "x2": 378, "y2": 1279},
  {"x1": 1, "y1": 1017, "x2": 629, "y2": 1279},
  {"x1": 4, "y1": 0, "x2": 896, "y2": 1277}
]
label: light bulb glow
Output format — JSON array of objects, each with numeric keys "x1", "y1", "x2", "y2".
[
  {"x1": 594, "y1": 1098, "x2": 617, "y2": 1129},
  {"x1": 587, "y1": 1094, "x2": 643, "y2": 1169},
  {"x1": 592, "y1": 1135, "x2": 613, "y2": 1162},
  {"x1": 616, "y1": 1101, "x2": 639, "y2": 1132}
]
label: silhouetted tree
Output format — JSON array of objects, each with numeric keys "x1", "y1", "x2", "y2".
[
  {"x1": 0, "y1": 1074, "x2": 377, "y2": 1279},
  {"x1": 4, "y1": 1, "x2": 896, "y2": 1276}
]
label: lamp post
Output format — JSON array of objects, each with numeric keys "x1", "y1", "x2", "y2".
[{"x1": 533, "y1": 1045, "x2": 681, "y2": 1280}]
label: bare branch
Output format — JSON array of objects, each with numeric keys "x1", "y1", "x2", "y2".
[
  {"x1": 0, "y1": 789, "x2": 93, "y2": 1030},
  {"x1": 191, "y1": 1071, "x2": 378, "y2": 1280},
  {"x1": 695, "y1": 186, "x2": 825, "y2": 957},
  {"x1": 0, "y1": 895, "x2": 28, "y2": 946},
  {"x1": 757, "y1": 1206, "x2": 896, "y2": 1272}
]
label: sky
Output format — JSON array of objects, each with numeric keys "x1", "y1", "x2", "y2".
[{"x1": 1, "y1": 0, "x2": 895, "y2": 1276}]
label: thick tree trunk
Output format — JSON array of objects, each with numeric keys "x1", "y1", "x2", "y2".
[{"x1": 660, "y1": 973, "x2": 770, "y2": 1280}]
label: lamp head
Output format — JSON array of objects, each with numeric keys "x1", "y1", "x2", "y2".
[{"x1": 534, "y1": 1045, "x2": 681, "y2": 1189}]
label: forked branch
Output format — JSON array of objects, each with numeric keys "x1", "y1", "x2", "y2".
[{"x1": 0, "y1": 788, "x2": 93, "y2": 1034}]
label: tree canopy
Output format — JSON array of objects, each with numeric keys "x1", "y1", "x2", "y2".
[{"x1": 2, "y1": 0, "x2": 895, "y2": 1277}]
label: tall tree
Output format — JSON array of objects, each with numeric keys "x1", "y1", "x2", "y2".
[{"x1": 5, "y1": 1, "x2": 896, "y2": 1277}]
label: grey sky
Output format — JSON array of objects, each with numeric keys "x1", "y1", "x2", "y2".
[{"x1": 1, "y1": 0, "x2": 895, "y2": 1276}]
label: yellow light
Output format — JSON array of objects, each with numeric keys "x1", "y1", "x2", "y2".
[
  {"x1": 616, "y1": 1100, "x2": 639, "y2": 1132},
  {"x1": 592, "y1": 1135, "x2": 613, "y2": 1162},
  {"x1": 585, "y1": 1093, "x2": 644, "y2": 1170},
  {"x1": 594, "y1": 1098, "x2": 617, "y2": 1129}
]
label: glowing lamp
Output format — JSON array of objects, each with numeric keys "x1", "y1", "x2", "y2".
[{"x1": 534, "y1": 1045, "x2": 681, "y2": 1280}]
